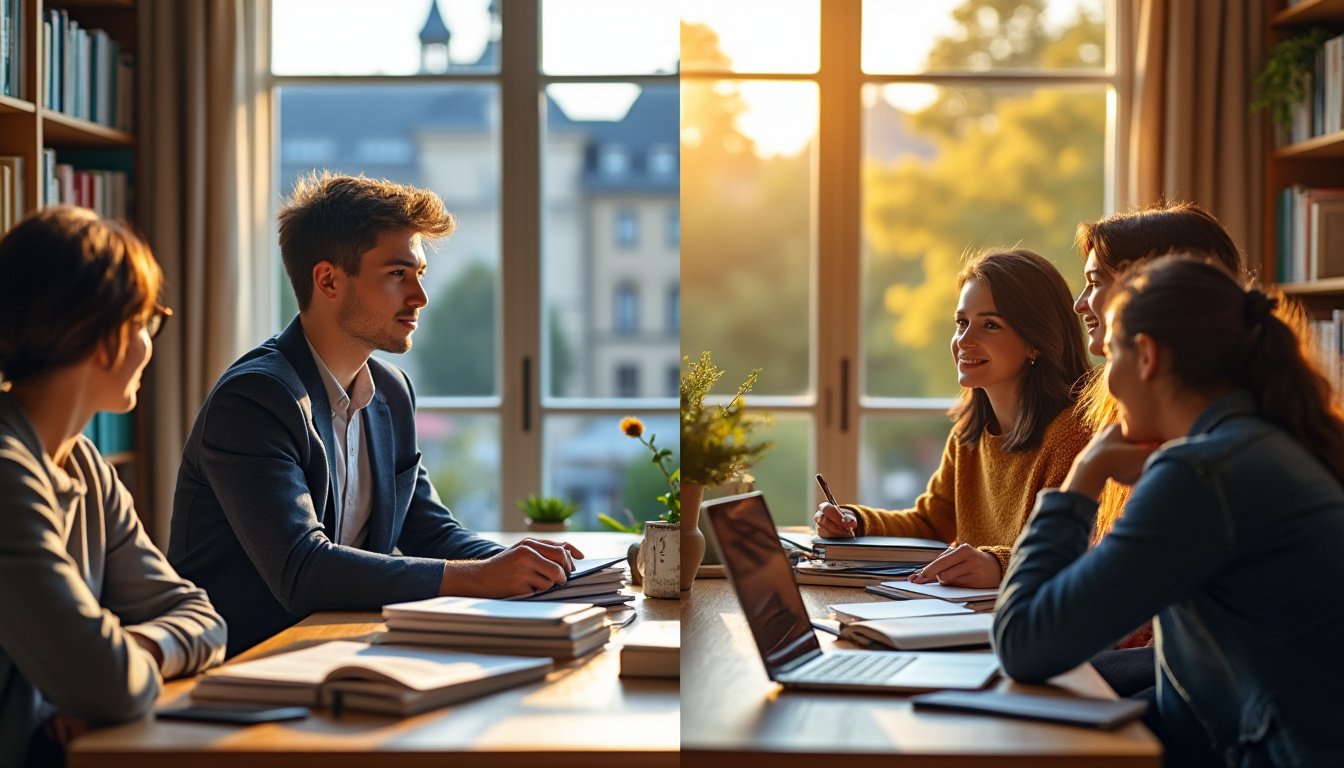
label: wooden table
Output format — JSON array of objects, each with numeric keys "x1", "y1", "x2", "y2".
[
  {"x1": 70, "y1": 533, "x2": 679, "y2": 768},
  {"x1": 681, "y1": 579, "x2": 1162, "y2": 767}
]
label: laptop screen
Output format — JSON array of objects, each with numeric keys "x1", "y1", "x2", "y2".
[{"x1": 704, "y1": 492, "x2": 821, "y2": 677}]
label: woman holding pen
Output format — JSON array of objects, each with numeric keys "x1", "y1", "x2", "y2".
[
  {"x1": 994, "y1": 254, "x2": 1344, "y2": 766},
  {"x1": 815, "y1": 249, "x2": 1091, "y2": 588}
]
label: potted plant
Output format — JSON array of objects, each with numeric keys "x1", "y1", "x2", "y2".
[
  {"x1": 679, "y1": 351, "x2": 771, "y2": 590},
  {"x1": 619, "y1": 416, "x2": 682, "y2": 598},
  {"x1": 1253, "y1": 28, "x2": 1333, "y2": 140},
  {"x1": 518, "y1": 495, "x2": 578, "y2": 533}
]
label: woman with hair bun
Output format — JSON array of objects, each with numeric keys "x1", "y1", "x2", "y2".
[{"x1": 995, "y1": 253, "x2": 1344, "y2": 767}]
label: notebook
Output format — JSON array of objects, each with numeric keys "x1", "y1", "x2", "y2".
[
  {"x1": 810, "y1": 535, "x2": 948, "y2": 563},
  {"x1": 618, "y1": 620, "x2": 680, "y2": 679},
  {"x1": 868, "y1": 580, "x2": 1000, "y2": 603},
  {"x1": 912, "y1": 690, "x2": 1149, "y2": 729},
  {"x1": 829, "y1": 599, "x2": 974, "y2": 625},
  {"x1": 704, "y1": 491, "x2": 999, "y2": 693},
  {"x1": 840, "y1": 612, "x2": 994, "y2": 651}
]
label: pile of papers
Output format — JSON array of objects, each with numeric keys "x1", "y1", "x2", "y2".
[{"x1": 379, "y1": 596, "x2": 612, "y2": 659}]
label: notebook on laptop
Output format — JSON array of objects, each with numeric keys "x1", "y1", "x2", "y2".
[{"x1": 704, "y1": 491, "x2": 999, "y2": 693}]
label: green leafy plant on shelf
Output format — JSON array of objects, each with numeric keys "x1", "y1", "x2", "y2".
[
  {"x1": 517, "y1": 495, "x2": 578, "y2": 524},
  {"x1": 1253, "y1": 27, "x2": 1334, "y2": 128},
  {"x1": 681, "y1": 351, "x2": 772, "y2": 488},
  {"x1": 597, "y1": 508, "x2": 642, "y2": 535}
]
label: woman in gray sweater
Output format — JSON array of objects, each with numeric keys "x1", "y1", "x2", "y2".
[{"x1": 0, "y1": 207, "x2": 227, "y2": 767}]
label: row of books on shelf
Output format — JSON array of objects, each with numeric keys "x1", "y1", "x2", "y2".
[
  {"x1": 0, "y1": 152, "x2": 130, "y2": 232},
  {"x1": 84, "y1": 411, "x2": 135, "y2": 457},
  {"x1": 43, "y1": 7, "x2": 133, "y2": 129},
  {"x1": 1283, "y1": 33, "x2": 1344, "y2": 145},
  {"x1": 1275, "y1": 185, "x2": 1344, "y2": 284},
  {"x1": 1311, "y1": 311, "x2": 1344, "y2": 401},
  {"x1": 0, "y1": 0, "x2": 21, "y2": 98}
]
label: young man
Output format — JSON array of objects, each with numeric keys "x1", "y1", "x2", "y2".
[{"x1": 169, "y1": 174, "x2": 580, "y2": 656}]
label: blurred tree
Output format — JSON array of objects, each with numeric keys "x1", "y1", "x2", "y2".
[
  {"x1": 680, "y1": 21, "x2": 812, "y2": 396},
  {"x1": 417, "y1": 263, "x2": 574, "y2": 396},
  {"x1": 863, "y1": 1, "x2": 1106, "y2": 399}
]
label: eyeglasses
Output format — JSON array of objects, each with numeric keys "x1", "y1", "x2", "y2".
[{"x1": 145, "y1": 305, "x2": 173, "y2": 340}]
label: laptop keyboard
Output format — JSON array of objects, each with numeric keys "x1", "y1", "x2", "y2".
[{"x1": 803, "y1": 651, "x2": 915, "y2": 682}]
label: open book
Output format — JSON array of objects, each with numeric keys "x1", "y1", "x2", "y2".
[
  {"x1": 192, "y1": 640, "x2": 551, "y2": 716},
  {"x1": 828, "y1": 599, "x2": 974, "y2": 625},
  {"x1": 840, "y1": 612, "x2": 994, "y2": 651},
  {"x1": 810, "y1": 536, "x2": 948, "y2": 563}
]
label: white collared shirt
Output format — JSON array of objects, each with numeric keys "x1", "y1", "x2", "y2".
[{"x1": 304, "y1": 338, "x2": 376, "y2": 548}]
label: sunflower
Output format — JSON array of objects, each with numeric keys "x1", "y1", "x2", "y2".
[{"x1": 619, "y1": 416, "x2": 644, "y2": 438}]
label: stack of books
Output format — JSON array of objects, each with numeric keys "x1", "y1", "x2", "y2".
[
  {"x1": 795, "y1": 535, "x2": 946, "y2": 587},
  {"x1": 379, "y1": 596, "x2": 612, "y2": 659},
  {"x1": 192, "y1": 640, "x2": 551, "y2": 716},
  {"x1": 508, "y1": 556, "x2": 632, "y2": 606},
  {"x1": 618, "y1": 620, "x2": 679, "y2": 679}
]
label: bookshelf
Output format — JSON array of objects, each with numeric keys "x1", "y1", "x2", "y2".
[
  {"x1": 1262, "y1": 0, "x2": 1344, "y2": 314},
  {"x1": 1, "y1": 0, "x2": 145, "y2": 503}
]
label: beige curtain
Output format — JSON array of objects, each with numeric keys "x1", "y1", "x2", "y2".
[
  {"x1": 137, "y1": 0, "x2": 269, "y2": 545},
  {"x1": 1120, "y1": 0, "x2": 1265, "y2": 270}
]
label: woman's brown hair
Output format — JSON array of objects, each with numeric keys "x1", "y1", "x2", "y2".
[
  {"x1": 0, "y1": 206, "x2": 162, "y2": 384},
  {"x1": 949, "y1": 249, "x2": 1090, "y2": 452},
  {"x1": 1108, "y1": 254, "x2": 1344, "y2": 486},
  {"x1": 1075, "y1": 202, "x2": 1248, "y2": 431}
]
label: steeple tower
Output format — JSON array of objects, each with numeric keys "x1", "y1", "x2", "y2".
[{"x1": 418, "y1": 0, "x2": 451, "y2": 74}]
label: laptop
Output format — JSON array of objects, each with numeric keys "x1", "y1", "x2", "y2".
[{"x1": 704, "y1": 491, "x2": 1000, "y2": 693}]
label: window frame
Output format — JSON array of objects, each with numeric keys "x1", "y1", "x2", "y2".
[
  {"x1": 263, "y1": 0, "x2": 679, "y2": 531},
  {"x1": 679, "y1": 0, "x2": 1123, "y2": 512}
]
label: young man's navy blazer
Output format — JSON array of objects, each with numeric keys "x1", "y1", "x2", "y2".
[{"x1": 168, "y1": 317, "x2": 502, "y2": 656}]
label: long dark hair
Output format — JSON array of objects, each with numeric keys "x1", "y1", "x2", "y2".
[
  {"x1": 1076, "y1": 202, "x2": 1249, "y2": 430},
  {"x1": 1109, "y1": 255, "x2": 1344, "y2": 486},
  {"x1": 950, "y1": 249, "x2": 1090, "y2": 452}
]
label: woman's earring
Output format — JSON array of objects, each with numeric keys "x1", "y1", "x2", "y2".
[{"x1": 1029, "y1": 356, "x2": 1037, "y2": 366}]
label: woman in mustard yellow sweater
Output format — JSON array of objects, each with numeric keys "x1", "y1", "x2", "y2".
[{"x1": 815, "y1": 249, "x2": 1090, "y2": 588}]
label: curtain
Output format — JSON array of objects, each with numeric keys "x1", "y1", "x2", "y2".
[
  {"x1": 137, "y1": 0, "x2": 270, "y2": 545},
  {"x1": 1119, "y1": 0, "x2": 1265, "y2": 270}
]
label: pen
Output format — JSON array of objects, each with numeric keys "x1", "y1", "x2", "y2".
[{"x1": 815, "y1": 473, "x2": 839, "y2": 508}]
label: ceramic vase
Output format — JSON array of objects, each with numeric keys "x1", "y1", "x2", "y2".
[
  {"x1": 680, "y1": 482, "x2": 706, "y2": 591},
  {"x1": 638, "y1": 520, "x2": 681, "y2": 598}
]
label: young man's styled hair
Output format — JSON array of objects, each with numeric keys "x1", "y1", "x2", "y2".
[
  {"x1": 0, "y1": 206, "x2": 162, "y2": 384},
  {"x1": 949, "y1": 248, "x2": 1090, "y2": 452},
  {"x1": 277, "y1": 172, "x2": 456, "y2": 309}
]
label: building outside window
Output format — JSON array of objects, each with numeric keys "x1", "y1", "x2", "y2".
[
  {"x1": 270, "y1": 0, "x2": 679, "y2": 530},
  {"x1": 614, "y1": 208, "x2": 639, "y2": 248}
]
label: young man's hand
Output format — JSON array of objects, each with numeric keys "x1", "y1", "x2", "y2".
[
  {"x1": 907, "y1": 543, "x2": 1001, "y2": 588},
  {"x1": 439, "y1": 539, "x2": 585, "y2": 597}
]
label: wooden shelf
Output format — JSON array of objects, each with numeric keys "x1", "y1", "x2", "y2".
[
  {"x1": 42, "y1": 111, "x2": 134, "y2": 147},
  {"x1": 1274, "y1": 130, "x2": 1344, "y2": 159},
  {"x1": 1273, "y1": 0, "x2": 1344, "y2": 27},
  {"x1": 102, "y1": 451, "x2": 135, "y2": 465},
  {"x1": 1280, "y1": 277, "x2": 1344, "y2": 295},
  {"x1": 0, "y1": 95, "x2": 37, "y2": 115},
  {"x1": 48, "y1": 0, "x2": 134, "y2": 7}
]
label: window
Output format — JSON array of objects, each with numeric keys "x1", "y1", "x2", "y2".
[
  {"x1": 271, "y1": 1, "x2": 678, "y2": 531},
  {"x1": 614, "y1": 208, "x2": 639, "y2": 248},
  {"x1": 599, "y1": 145, "x2": 630, "y2": 177},
  {"x1": 681, "y1": 0, "x2": 1116, "y2": 524},
  {"x1": 648, "y1": 144, "x2": 677, "y2": 177},
  {"x1": 667, "y1": 365, "x2": 680, "y2": 397},
  {"x1": 667, "y1": 207, "x2": 679, "y2": 247},
  {"x1": 614, "y1": 283, "x2": 640, "y2": 335},
  {"x1": 667, "y1": 285, "x2": 679, "y2": 333},
  {"x1": 615, "y1": 365, "x2": 640, "y2": 398}
]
